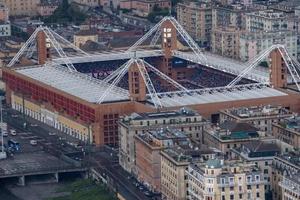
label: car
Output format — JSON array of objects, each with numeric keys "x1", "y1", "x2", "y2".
[
  {"x1": 138, "y1": 185, "x2": 145, "y2": 191},
  {"x1": 10, "y1": 129, "x2": 17, "y2": 136},
  {"x1": 30, "y1": 140, "x2": 37, "y2": 146},
  {"x1": 2, "y1": 132, "x2": 8, "y2": 137},
  {"x1": 144, "y1": 191, "x2": 153, "y2": 197},
  {"x1": 11, "y1": 114, "x2": 18, "y2": 118},
  {"x1": 48, "y1": 132, "x2": 56, "y2": 136},
  {"x1": 59, "y1": 137, "x2": 66, "y2": 141},
  {"x1": 30, "y1": 124, "x2": 38, "y2": 127}
]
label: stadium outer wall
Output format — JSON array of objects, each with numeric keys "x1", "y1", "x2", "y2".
[{"x1": 2, "y1": 68, "x2": 154, "y2": 146}]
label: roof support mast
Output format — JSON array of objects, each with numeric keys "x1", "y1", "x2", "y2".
[{"x1": 227, "y1": 44, "x2": 300, "y2": 92}]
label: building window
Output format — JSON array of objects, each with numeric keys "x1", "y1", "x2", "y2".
[
  {"x1": 221, "y1": 178, "x2": 225, "y2": 185},
  {"x1": 230, "y1": 195, "x2": 234, "y2": 200},
  {"x1": 255, "y1": 175, "x2": 260, "y2": 181},
  {"x1": 256, "y1": 193, "x2": 260, "y2": 198}
]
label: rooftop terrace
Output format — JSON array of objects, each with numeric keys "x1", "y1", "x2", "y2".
[
  {"x1": 222, "y1": 105, "x2": 293, "y2": 119},
  {"x1": 136, "y1": 128, "x2": 189, "y2": 148},
  {"x1": 278, "y1": 116, "x2": 300, "y2": 133}
]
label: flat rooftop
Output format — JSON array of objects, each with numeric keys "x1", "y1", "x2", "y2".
[
  {"x1": 130, "y1": 107, "x2": 200, "y2": 120},
  {"x1": 221, "y1": 105, "x2": 293, "y2": 119},
  {"x1": 277, "y1": 116, "x2": 300, "y2": 133},
  {"x1": 16, "y1": 65, "x2": 130, "y2": 103}
]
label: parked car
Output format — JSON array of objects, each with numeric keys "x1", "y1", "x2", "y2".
[
  {"x1": 48, "y1": 132, "x2": 56, "y2": 136},
  {"x1": 144, "y1": 191, "x2": 153, "y2": 197},
  {"x1": 30, "y1": 140, "x2": 37, "y2": 146},
  {"x1": 10, "y1": 129, "x2": 17, "y2": 136}
]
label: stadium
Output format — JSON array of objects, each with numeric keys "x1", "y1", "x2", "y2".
[{"x1": 2, "y1": 17, "x2": 300, "y2": 146}]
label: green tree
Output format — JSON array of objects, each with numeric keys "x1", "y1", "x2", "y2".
[
  {"x1": 147, "y1": 5, "x2": 169, "y2": 23},
  {"x1": 44, "y1": 0, "x2": 86, "y2": 25}
]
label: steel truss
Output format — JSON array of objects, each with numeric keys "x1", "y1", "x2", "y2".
[
  {"x1": 98, "y1": 57, "x2": 189, "y2": 108},
  {"x1": 127, "y1": 16, "x2": 206, "y2": 62},
  {"x1": 150, "y1": 29, "x2": 161, "y2": 46},
  {"x1": 227, "y1": 44, "x2": 300, "y2": 91},
  {"x1": 8, "y1": 27, "x2": 42, "y2": 67},
  {"x1": 42, "y1": 27, "x2": 77, "y2": 71},
  {"x1": 97, "y1": 59, "x2": 134, "y2": 104},
  {"x1": 8, "y1": 26, "x2": 89, "y2": 72}
]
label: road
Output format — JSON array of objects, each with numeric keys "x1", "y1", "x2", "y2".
[{"x1": 2, "y1": 105, "x2": 158, "y2": 200}]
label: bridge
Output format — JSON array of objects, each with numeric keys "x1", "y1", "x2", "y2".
[{"x1": 0, "y1": 151, "x2": 88, "y2": 186}]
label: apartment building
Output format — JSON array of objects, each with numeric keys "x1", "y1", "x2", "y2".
[
  {"x1": 0, "y1": 3, "x2": 8, "y2": 21},
  {"x1": 272, "y1": 116, "x2": 300, "y2": 149},
  {"x1": 212, "y1": 4, "x2": 248, "y2": 30},
  {"x1": 120, "y1": 0, "x2": 171, "y2": 17},
  {"x1": 0, "y1": 0, "x2": 40, "y2": 16},
  {"x1": 219, "y1": 105, "x2": 294, "y2": 134},
  {"x1": 176, "y1": 1, "x2": 212, "y2": 46},
  {"x1": 203, "y1": 121, "x2": 262, "y2": 158},
  {"x1": 118, "y1": 108, "x2": 208, "y2": 173},
  {"x1": 160, "y1": 146, "x2": 215, "y2": 200},
  {"x1": 239, "y1": 30, "x2": 297, "y2": 61},
  {"x1": 211, "y1": 26, "x2": 241, "y2": 59},
  {"x1": 279, "y1": 173, "x2": 300, "y2": 200},
  {"x1": 186, "y1": 159, "x2": 266, "y2": 200},
  {"x1": 245, "y1": 10, "x2": 290, "y2": 32},
  {"x1": 70, "y1": 0, "x2": 99, "y2": 7},
  {"x1": 134, "y1": 128, "x2": 189, "y2": 193},
  {"x1": 271, "y1": 153, "x2": 300, "y2": 200},
  {"x1": 37, "y1": 0, "x2": 60, "y2": 16},
  {"x1": 73, "y1": 29, "x2": 98, "y2": 48},
  {"x1": 231, "y1": 141, "x2": 280, "y2": 193}
]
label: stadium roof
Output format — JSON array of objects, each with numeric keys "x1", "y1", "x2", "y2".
[
  {"x1": 16, "y1": 65, "x2": 130, "y2": 103},
  {"x1": 154, "y1": 84, "x2": 288, "y2": 107},
  {"x1": 15, "y1": 65, "x2": 288, "y2": 107}
]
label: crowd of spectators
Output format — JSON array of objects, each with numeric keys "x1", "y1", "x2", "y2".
[
  {"x1": 73, "y1": 61, "x2": 254, "y2": 92},
  {"x1": 188, "y1": 67, "x2": 253, "y2": 88}
]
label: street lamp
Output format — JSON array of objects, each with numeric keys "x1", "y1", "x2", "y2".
[{"x1": 0, "y1": 96, "x2": 7, "y2": 159}]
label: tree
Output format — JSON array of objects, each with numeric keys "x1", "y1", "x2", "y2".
[
  {"x1": 44, "y1": 0, "x2": 86, "y2": 25},
  {"x1": 147, "y1": 5, "x2": 169, "y2": 23}
]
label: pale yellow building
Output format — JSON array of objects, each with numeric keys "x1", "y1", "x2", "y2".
[
  {"x1": 160, "y1": 146, "x2": 215, "y2": 200},
  {"x1": 279, "y1": 173, "x2": 300, "y2": 200},
  {"x1": 69, "y1": 0, "x2": 99, "y2": 7},
  {"x1": 211, "y1": 26, "x2": 241, "y2": 59},
  {"x1": 176, "y1": 1, "x2": 212, "y2": 46},
  {"x1": 272, "y1": 153, "x2": 300, "y2": 200},
  {"x1": 0, "y1": 0, "x2": 40, "y2": 16},
  {"x1": 11, "y1": 92, "x2": 92, "y2": 143},
  {"x1": 73, "y1": 29, "x2": 98, "y2": 48},
  {"x1": 219, "y1": 105, "x2": 294, "y2": 135},
  {"x1": 118, "y1": 108, "x2": 208, "y2": 174},
  {"x1": 187, "y1": 159, "x2": 266, "y2": 200}
]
